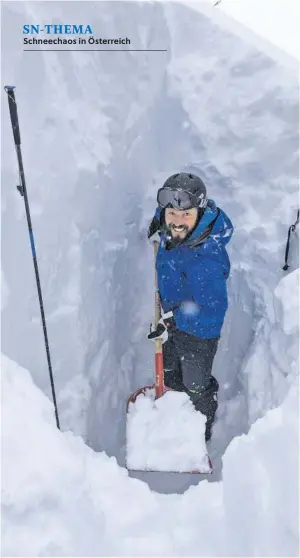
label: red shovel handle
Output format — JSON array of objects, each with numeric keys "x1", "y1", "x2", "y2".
[
  {"x1": 154, "y1": 242, "x2": 164, "y2": 399},
  {"x1": 155, "y1": 349, "x2": 164, "y2": 398}
]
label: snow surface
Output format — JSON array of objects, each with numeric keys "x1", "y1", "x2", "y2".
[
  {"x1": 126, "y1": 388, "x2": 210, "y2": 472},
  {"x1": 1, "y1": 0, "x2": 299, "y2": 555},
  {"x1": 184, "y1": 0, "x2": 299, "y2": 62},
  {"x1": 2, "y1": 339, "x2": 298, "y2": 556}
]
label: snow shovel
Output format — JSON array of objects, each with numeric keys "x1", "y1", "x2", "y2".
[
  {"x1": 125, "y1": 242, "x2": 212, "y2": 474},
  {"x1": 126, "y1": 241, "x2": 166, "y2": 407}
]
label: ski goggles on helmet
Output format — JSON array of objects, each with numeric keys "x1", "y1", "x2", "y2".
[{"x1": 157, "y1": 187, "x2": 207, "y2": 210}]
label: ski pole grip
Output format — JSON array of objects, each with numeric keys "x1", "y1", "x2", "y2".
[{"x1": 4, "y1": 85, "x2": 21, "y2": 146}]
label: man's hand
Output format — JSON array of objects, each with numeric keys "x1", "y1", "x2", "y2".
[{"x1": 147, "y1": 310, "x2": 176, "y2": 343}]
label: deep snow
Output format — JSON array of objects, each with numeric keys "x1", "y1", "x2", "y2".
[
  {"x1": 1, "y1": 1, "x2": 299, "y2": 556},
  {"x1": 2, "y1": 303, "x2": 299, "y2": 556}
]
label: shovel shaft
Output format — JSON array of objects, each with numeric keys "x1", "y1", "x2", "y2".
[
  {"x1": 155, "y1": 340, "x2": 164, "y2": 398},
  {"x1": 154, "y1": 242, "x2": 164, "y2": 398}
]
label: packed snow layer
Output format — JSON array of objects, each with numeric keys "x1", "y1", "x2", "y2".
[
  {"x1": 126, "y1": 388, "x2": 210, "y2": 473},
  {"x1": 2, "y1": 347, "x2": 298, "y2": 557}
]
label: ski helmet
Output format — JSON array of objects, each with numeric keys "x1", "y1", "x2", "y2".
[{"x1": 157, "y1": 173, "x2": 207, "y2": 210}]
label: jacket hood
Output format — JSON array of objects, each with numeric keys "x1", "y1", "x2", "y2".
[
  {"x1": 188, "y1": 199, "x2": 218, "y2": 240},
  {"x1": 156, "y1": 199, "x2": 233, "y2": 248}
]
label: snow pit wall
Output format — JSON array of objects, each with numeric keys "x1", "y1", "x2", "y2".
[{"x1": 1, "y1": 2, "x2": 298, "y2": 465}]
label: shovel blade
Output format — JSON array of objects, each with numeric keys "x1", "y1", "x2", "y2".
[{"x1": 125, "y1": 385, "x2": 213, "y2": 474}]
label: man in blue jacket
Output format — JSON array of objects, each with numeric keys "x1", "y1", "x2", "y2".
[{"x1": 148, "y1": 172, "x2": 233, "y2": 442}]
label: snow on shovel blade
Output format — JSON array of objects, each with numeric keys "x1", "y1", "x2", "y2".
[{"x1": 125, "y1": 385, "x2": 212, "y2": 474}]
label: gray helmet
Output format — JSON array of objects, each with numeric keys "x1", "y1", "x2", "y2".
[{"x1": 157, "y1": 173, "x2": 207, "y2": 209}]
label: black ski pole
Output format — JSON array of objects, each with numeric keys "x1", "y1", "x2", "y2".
[
  {"x1": 4, "y1": 85, "x2": 60, "y2": 430},
  {"x1": 282, "y1": 208, "x2": 299, "y2": 270}
]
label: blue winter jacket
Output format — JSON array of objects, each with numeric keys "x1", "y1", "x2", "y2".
[{"x1": 154, "y1": 200, "x2": 233, "y2": 339}]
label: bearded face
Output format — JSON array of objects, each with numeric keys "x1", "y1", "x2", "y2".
[{"x1": 164, "y1": 207, "x2": 198, "y2": 241}]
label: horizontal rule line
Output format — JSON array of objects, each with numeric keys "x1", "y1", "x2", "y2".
[{"x1": 23, "y1": 48, "x2": 168, "y2": 52}]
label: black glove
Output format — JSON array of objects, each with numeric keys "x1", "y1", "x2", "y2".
[
  {"x1": 147, "y1": 310, "x2": 176, "y2": 343},
  {"x1": 148, "y1": 217, "x2": 161, "y2": 244}
]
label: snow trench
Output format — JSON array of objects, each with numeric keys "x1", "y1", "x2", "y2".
[{"x1": 1, "y1": 0, "x2": 299, "y2": 498}]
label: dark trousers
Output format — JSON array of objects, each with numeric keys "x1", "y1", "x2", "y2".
[{"x1": 163, "y1": 329, "x2": 219, "y2": 440}]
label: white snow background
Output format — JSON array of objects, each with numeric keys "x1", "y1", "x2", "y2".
[{"x1": 1, "y1": 1, "x2": 299, "y2": 556}]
